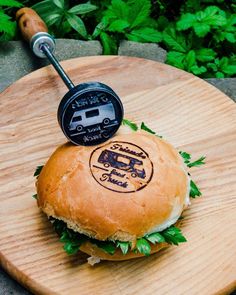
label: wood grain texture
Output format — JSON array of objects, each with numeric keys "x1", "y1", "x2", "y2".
[{"x1": 0, "y1": 56, "x2": 236, "y2": 295}]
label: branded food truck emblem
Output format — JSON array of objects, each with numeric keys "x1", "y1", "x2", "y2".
[
  {"x1": 69, "y1": 102, "x2": 117, "y2": 133},
  {"x1": 98, "y1": 150, "x2": 146, "y2": 179},
  {"x1": 89, "y1": 141, "x2": 153, "y2": 193}
]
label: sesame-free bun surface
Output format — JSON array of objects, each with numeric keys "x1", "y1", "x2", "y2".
[{"x1": 37, "y1": 127, "x2": 188, "y2": 242}]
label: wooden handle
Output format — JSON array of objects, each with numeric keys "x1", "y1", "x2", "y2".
[{"x1": 16, "y1": 7, "x2": 48, "y2": 42}]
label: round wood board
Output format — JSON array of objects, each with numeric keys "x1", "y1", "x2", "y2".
[{"x1": 0, "y1": 56, "x2": 236, "y2": 295}]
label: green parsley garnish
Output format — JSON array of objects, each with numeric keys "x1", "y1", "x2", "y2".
[
  {"x1": 141, "y1": 121, "x2": 162, "y2": 138},
  {"x1": 162, "y1": 226, "x2": 187, "y2": 245},
  {"x1": 145, "y1": 232, "x2": 165, "y2": 244},
  {"x1": 190, "y1": 179, "x2": 202, "y2": 198},
  {"x1": 179, "y1": 151, "x2": 205, "y2": 198},
  {"x1": 51, "y1": 218, "x2": 87, "y2": 255},
  {"x1": 32, "y1": 194, "x2": 38, "y2": 200},
  {"x1": 140, "y1": 122, "x2": 156, "y2": 134},
  {"x1": 122, "y1": 119, "x2": 138, "y2": 131},
  {"x1": 93, "y1": 240, "x2": 116, "y2": 255},
  {"x1": 135, "y1": 238, "x2": 152, "y2": 256},
  {"x1": 34, "y1": 165, "x2": 44, "y2": 178},
  {"x1": 117, "y1": 241, "x2": 130, "y2": 255},
  {"x1": 50, "y1": 218, "x2": 186, "y2": 257},
  {"x1": 32, "y1": 166, "x2": 44, "y2": 200},
  {"x1": 179, "y1": 151, "x2": 191, "y2": 164},
  {"x1": 188, "y1": 156, "x2": 206, "y2": 168},
  {"x1": 179, "y1": 151, "x2": 205, "y2": 168}
]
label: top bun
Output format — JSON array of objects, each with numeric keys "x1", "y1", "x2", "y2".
[{"x1": 37, "y1": 126, "x2": 189, "y2": 242}]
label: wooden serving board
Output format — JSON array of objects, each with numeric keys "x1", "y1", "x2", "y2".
[{"x1": 0, "y1": 56, "x2": 236, "y2": 295}]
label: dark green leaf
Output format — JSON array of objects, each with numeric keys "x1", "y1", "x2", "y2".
[
  {"x1": 225, "y1": 33, "x2": 236, "y2": 43},
  {"x1": 222, "y1": 65, "x2": 236, "y2": 75},
  {"x1": 215, "y1": 15, "x2": 236, "y2": 43},
  {"x1": 200, "y1": 6, "x2": 226, "y2": 26},
  {"x1": 190, "y1": 65, "x2": 207, "y2": 75},
  {"x1": 136, "y1": 238, "x2": 151, "y2": 256},
  {"x1": 166, "y1": 51, "x2": 185, "y2": 69},
  {"x1": 195, "y1": 48, "x2": 216, "y2": 62},
  {"x1": 0, "y1": 11, "x2": 16, "y2": 36},
  {"x1": 92, "y1": 21, "x2": 107, "y2": 39},
  {"x1": 193, "y1": 23, "x2": 210, "y2": 37},
  {"x1": 190, "y1": 179, "x2": 202, "y2": 198},
  {"x1": 122, "y1": 119, "x2": 138, "y2": 131},
  {"x1": 177, "y1": 13, "x2": 196, "y2": 30},
  {"x1": 127, "y1": 28, "x2": 162, "y2": 43},
  {"x1": 66, "y1": 13, "x2": 87, "y2": 38},
  {"x1": 162, "y1": 28, "x2": 188, "y2": 53},
  {"x1": 185, "y1": 50, "x2": 196, "y2": 71},
  {"x1": 52, "y1": 219, "x2": 67, "y2": 236},
  {"x1": 141, "y1": 122, "x2": 156, "y2": 134},
  {"x1": 52, "y1": 0, "x2": 64, "y2": 9},
  {"x1": 0, "y1": 0, "x2": 22, "y2": 7},
  {"x1": 68, "y1": 3, "x2": 97, "y2": 15},
  {"x1": 177, "y1": 6, "x2": 227, "y2": 38},
  {"x1": 116, "y1": 241, "x2": 130, "y2": 255},
  {"x1": 157, "y1": 16, "x2": 169, "y2": 31},
  {"x1": 100, "y1": 32, "x2": 117, "y2": 55},
  {"x1": 94, "y1": 240, "x2": 116, "y2": 255},
  {"x1": 145, "y1": 232, "x2": 165, "y2": 244},
  {"x1": 108, "y1": 0, "x2": 129, "y2": 20},
  {"x1": 34, "y1": 165, "x2": 44, "y2": 177},
  {"x1": 32, "y1": 0, "x2": 62, "y2": 27},
  {"x1": 60, "y1": 230, "x2": 70, "y2": 243},
  {"x1": 108, "y1": 19, "x2": 130, "y2": 33},
  {"x1": 128, "y1": 0, "x2": 151, "y2": 29},
  {"x1": 63, "y1": 242, "x2": 80, "y2": 255},
  {"x1": 45, "y1": 14, "x2": 61, "y2": 26}
]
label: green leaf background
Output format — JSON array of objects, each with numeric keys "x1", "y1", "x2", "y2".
[{"x1": 1, "y1": 0, "x2": 235, "y2": 77}]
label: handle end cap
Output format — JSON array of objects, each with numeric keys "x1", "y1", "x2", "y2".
[{"x1": 30, "y1": 32, "x2": 55, "y2": 58}]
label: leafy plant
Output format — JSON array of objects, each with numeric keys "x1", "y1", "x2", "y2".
[
  {"x1": 2, "y1": 1, "x2": 235, "y2": 84},
  {"x1": 177, "y1": 6, "x2": 227, "y2": 38},
  {"x1": 160, "y1": 3, "x2": 236, "y2": 78},
  {"x1": 32, "y1": 0, "x2": 97, "y2": 39},
  {"x1": 0, "y1": 0, "x2": 22, "y2": 40},
  {"x1": 92, "y1": 0, "x2": 162, "y2": 54}
]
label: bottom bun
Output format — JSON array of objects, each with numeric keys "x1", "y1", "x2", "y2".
[{"x1": 79, "y1": 241, "x2": 169, "y2": 261}]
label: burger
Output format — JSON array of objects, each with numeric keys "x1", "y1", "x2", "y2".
[{"x1": 34, "y1": 120, "x2": 205, "y2": 265}]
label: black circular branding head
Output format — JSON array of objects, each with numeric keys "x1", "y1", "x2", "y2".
[
  {"x1": 89, "y1": 141, "x2": 154, "y2": 193},
  {"x1": 58, "y1": 82, "x2": 123, "y2": 146}
]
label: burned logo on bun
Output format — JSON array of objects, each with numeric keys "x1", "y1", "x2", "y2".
[{"x1": 89, "y1": 141, "x2": 153, "y2": 193}]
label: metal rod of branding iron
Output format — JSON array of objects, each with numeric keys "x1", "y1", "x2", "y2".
[{"x1": 40, "y1": 43, "x2": 75, "y2": 90}]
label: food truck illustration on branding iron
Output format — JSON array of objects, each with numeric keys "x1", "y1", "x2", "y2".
[
  {"x1": 98, "y1": 149, "x2": 146, "y2": 179},
  {"x1": 69, "y1": 102, "x2": 117, "y2": 132}
]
